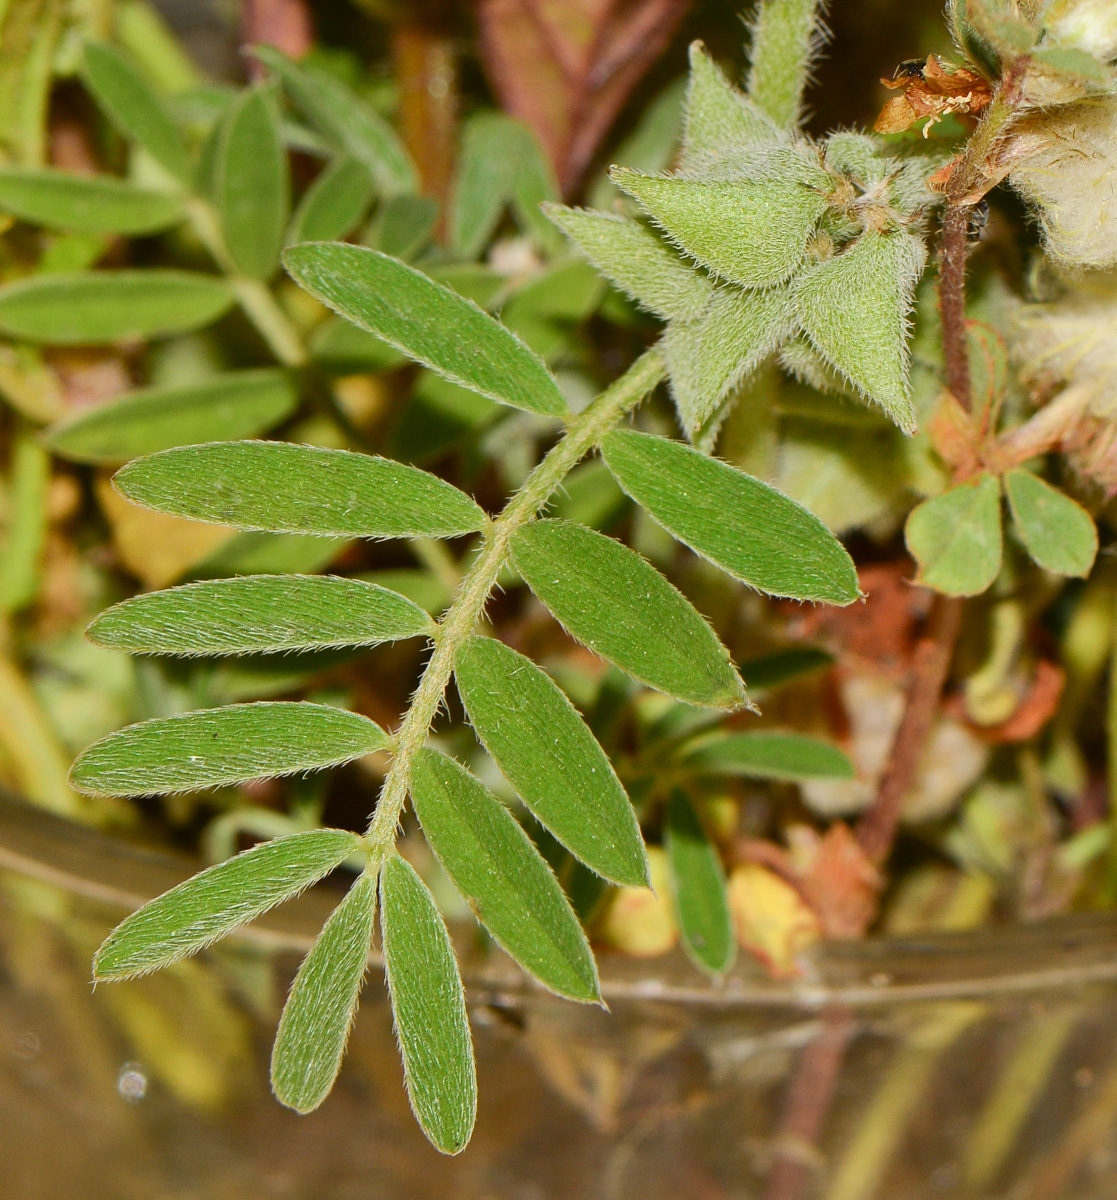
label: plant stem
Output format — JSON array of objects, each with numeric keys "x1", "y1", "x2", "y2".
[
  {"x1": 365, "y1": 347, "x2": 666, "y2": 847},
  {"x1": 939, "y1": 202, "x2": 972, "y2": 412}
]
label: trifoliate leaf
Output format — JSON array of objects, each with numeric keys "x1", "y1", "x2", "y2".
[{"x1": 905, "y1": 473, "x2": 1003, "y2": 595}]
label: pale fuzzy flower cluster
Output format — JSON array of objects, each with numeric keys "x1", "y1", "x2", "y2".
[
  {"x1": 1009, "y1": 96, "x2": 1117, "y2": 268},
  {"x1": 1042, "y1": 0, "x2": 1117, "y2": 63}
]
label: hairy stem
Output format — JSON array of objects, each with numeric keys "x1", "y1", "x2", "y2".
[
  {"x1": 365, "y1": 347, "x2": 666, "y2": 847},
  {"x1": 939, "y1": 202, "x2": 972, "y2": 412}
]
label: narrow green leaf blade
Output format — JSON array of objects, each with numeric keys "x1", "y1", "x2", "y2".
[
  {"x1": 0, "y1": 167, "x2": 183, "y2": 234},
  {"x1": 81, "y1": 42, "x2": 191, "y2": 181},
  {"x1": 905, "y1": 473, "x2": 1003, "y2": 596},
  {"x1": 1004, "y1": 468, "x2": 1097, "y2": 578},
  {"x1": 454, "y1": 636, "x2": 648, "y2": 887},
  {"x1": 88, "y1": 574, "x2": 434, "y2": 655},
  {"x1": 380, "y1": 854, "x2": 476, "y2": 1155},
  {"x1": 666, "y1": 791, "x2": 734, "y2": 975},
  {"x1": 601, "y1": 430, "x2": 857, "y2": 604},
  {"x1": 680, "y1": 730, "x2": 854, "y2": 781},
  {"x1": 682, "y1": 40, "x2": 782, "y2": 170},
  {"x1": 93, "y1": 828, "x2": 362, "y2": 980},
  {"x1": 271, "y1": 871, "x2": 377, "y2": 1113},
  {"x1": 411, "y1": 748, "x2": 600, "y2": 1001},
  {"x1": 284, "y1": 242, "x2": 566, "y2": 417},
  {"x1": 45, "y1": 368, "x2": 297, "y2": 464},
  {"x1": 745, "y1": 0, "x2": 824, "y2": 129},
  {"x1": 215, "y1": 85, "x2": 289, "y2": 279},
  {"x1": 289, "y1": 156, "x2": 374, "y2": 245},
  {"x1": 70, "y1": 701, "x2": 389, "y2": 796},
  {"x1": 449, "y1": 112, "x2": 520, "y2": 259},
  {"x1": 510, "y1": 519, "x2": 746, "y2": 709},
  {"x1": 113, "y1": 441, "x2": 487, "y2": 538}
]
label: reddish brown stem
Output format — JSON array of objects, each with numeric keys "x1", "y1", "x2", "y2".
[
  {"x1": 241, "y1": 0, "x2": 312, "y2": 74},
  {"x1": 939, "y1": 202, "x2": 972, "y2": 414},
  {"x1": 392, "y1": 22, "x2": 458, "y2": 218}
]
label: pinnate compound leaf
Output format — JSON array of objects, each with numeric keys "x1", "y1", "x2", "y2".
[
  {"x1": 114, "y1": 441, "x2": 487, "y2": 538},
  {"x1": 88, "y1": 574, "x2": 434, "y2": 656},
  {"x1": 284, "y1": 242, "x2": 567, "y2": 417},
  {"x1": 664, "y1": 283, "x2": 793, "y2": 434},
  {"x1": 81, "y1": 42, "x2": 191, "y2": 181},
  {"x1": 794, "y1": 229, "x2": 926, "y2": 432},
  {"x1": 45, "y1": 369, "x2": 297, "y2": 464},
  {"x1": 253, "y1": 46, "x2": 416, "y2": 196},
  {"x1": 680, "y1": 730, "x2": 854, "y2": 781},
  {"x1": 380, "y1": 855, "x2": 476, "y2": 1155},
  {"x1": 454, "y1": 636, "x2": 647, "y2": 887},
  {"x1": 411, "y1": 748, "x2": 600, "y2": 1002},
  {"x1": 215, "y1": 85, "x2": 289, "y2": 279},
  {"x1": 905, "y1": 473, "x2": 1002, "y2": 596},
  {"x1": 1004, "y1": 468, "x2": 1097, "y2": 578},
  {"x1": 271, "y1": 871, "x2": 377, "y2": 1113},
  {"x1": 288, "y1": 156, "x2": 374, "y2": 245},
  {"x1": 681, "y1": 41, "x2": 782, "y2": 170},
  {"x1": 612, "y1": 154, "x2": 830, "y2": 289},
  {"x1": 510, "y1": 520, "x2": 746, "y2": 709},
  {"x1": 0, "y1": 271, "x2": 234, "y2": 344},
  {"x1": 93, "y1": 828, "x2": 362, "y2": 980},
  {"x1": 666, "y1": 791, "x2": 735, "y2": 975},
  {"x1": 0, "y1": 167, "x2": 183, "y2": 234},
  {"x1": 70, "y1": 702, "x2": 389, "y2": 796},
  {"x1": 543, "y1": 204, "x2": 711, "y2": 323},
  {"x1": 601, "y1": 430, "x2": 857, "y2": 604}
]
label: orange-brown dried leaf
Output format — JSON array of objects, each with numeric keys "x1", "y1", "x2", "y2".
[
  {"x1": 796, "y1": 822, "x2": 882, "y2": 938},
  {"x1": 976, "y1": 660, "x2": 1066, "y2": 743},
  {"x1": 875, "y1": 56, "x2": 992, "y2": 134},
  {"x1": 727, "y1": 863, "x2": 820, "y2": 978},
  {"x1": 928, "y1": 390, "x2": 983, "y2": 478}
]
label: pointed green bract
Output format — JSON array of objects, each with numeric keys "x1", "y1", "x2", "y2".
[
  {"x1": 454, "y1": 636, "x2": 648, "y2": 887},
  {"x1": 543, "y1": 204, "x2": 711, "y2": 322},
  {"x1": 88, "y1": 574, "x2": 434, "y2": 655},
  {"x1": 600, "y1": 430, "x2": 858, "y2": 603},
  {"x1": 284, "y1": 242, "x2": 567, "y2": 417},
  {"x1": 613, "y1": 159, "x2": 829, "y2": 289},
  {"x1": 794, "y1": 229, "x2": 926, "y2": 432},
  {"x1": 253, "y1": 45, "x2": 416, "y2": 196},
  {"x1": 745, "y1": 0, "x2": 824, "y2": 129},
  {"x1": 1004, "y1": 468, "x2": 1097, "y2": 578},
  {"x1": 271, "y1": 871, "x2": 377, "y2": 1113},
  {"x1": 380, "y1": 855, "x2": 476, "y2": 1155},
  {"x1": 45, "y1": 369, "x2": 297, "y2": 464},
  {"x1": 906, "y1": 473, "x2": 1003, "y2": 596},
  {"x1": 411, "y1": 748, "x2": 601, "y2": 1001},
  {"x1": 0, "y1": 271, "x2": 234, "y2": 344},
  {"x1": 662, "y1": 283, "x2": 793, "y2": 434},
  {"x1": 113, "y1": 441, "x2": 487, "y2": 538},
  {"x1": 215, "y1": 85, "x2": 289, "y2": 279},
  {"x1": 70, "y1": 701, "x2": 389, "y2": 796},
  {"x1": 681, "y1": 41, "x2": 781, "y2": 172},
  {"x1": 666, "y1": 791, "x2": 734, "y2": 975},
  {"x1": 0, "y1": 167, "x2": 183, "y2": 234},
  {"x1": 680, "y1": 730, "x2": 854, "y2": 781},
  {"x1": 81, "y1": 41, "x2": 191, "y2": 181},
  {"x1": 511, "y1": 519, "x2": 746, "y2": 709},
  {"x1": 94, "y1": 828, "x2": 362, "y2": 980},
  {"x1": 288, "y1": 156, "x2": 374, "y2": 245}
]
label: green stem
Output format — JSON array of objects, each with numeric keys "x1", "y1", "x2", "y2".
[{"x1": 365, "y1": 347, "x2": 666, "y2": 847}]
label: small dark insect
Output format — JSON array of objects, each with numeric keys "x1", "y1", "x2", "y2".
[
  {"x1": 967, "y1": 200, "x2": 990, "y2": 240},
  {"x1": 891, "y1": 58, "x2": 927, "y2": 82}
]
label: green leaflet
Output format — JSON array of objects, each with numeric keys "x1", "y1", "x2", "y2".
[
  {"x1": 0, "y1": 167, "x2": 183, "y2": 234},
  {"x1": 88, "y1": 574, "x2": 434, "y2": 655},
  {"x1": 365, "y1": 194, "x2": 440, "y2": 262},
  {"x1": 0, "y1": 270, "x2": 234, "y2": 344},
  {"x1": 0, "y1": 433, "x2": 48, "y2": 617},
  {"x1": 543, "y1": 204, "x2": 711, "y2": 323},
  {"x1": 1004, "y1": 468, "x2": 1097, "y2": 578},
  {"x1": 906, "y1": 473, "x2": 1003, "y2": 596},
  {"x1": 81, "y1": 42, "x2": 192, "y2": 182},
  {"x1": 665, "y1": 791, "x2": 735, "y2": 975},
  {"x1": 510, "y1": 519, "x2": 746, "y2": 709},
  {"x1": 283, "y1": 242, "x2": 567, "y2": 417},
  {"x1": 600, "y1": 430, "x2": 858, "y2": 604},
  {"x1": 681, "y1": 41, "x2": 781, "y2": 172},
  {"x1": 410, "y1": 748, "x2": 601, "y2": 1001},
  {"x1": 739, "y1": 646, "x2": 833, "y2": 692},
  {"x1": 745, "y1": 0, "x2": 824, "y2": 129},
  {"x1": 308, "y1": 317, "x2": 407, "y2": 374},
  {"x1": 794, "y1": 229, "x2": 927, "y2": 433},
  {"x1": 196, "y1": 532, "x2": 345, "y2": 578},
  {"x1": 288, "y1": 157, "x2": 374, "y2": 245},
  {"x1": 93, "y1": 828, "x2": 362, "y2": 980},
  {"x1": 664, "y1": 283, "x2": 793, "y2": 434},
  {"x1": 680, "y1": 730, "x2": 854, "y2": 781},
  {"x1": 70, "y1": 701, "x2": 389, "y2": 796},
  {"x1": 271, "y1": 871, "x2": 377, "y2": 1113},
  {"x1": 114, "y1": 441, "x2": 487, "y2": 538},
  {"x1": 253, "y1": 45, "x2": 416, "y2": 196},
  {"x1": 453, "y1": 636, "x2": 648, "y2": 887},
  {"x1": 613, "y1": 154, "x2": 830, "y2": 289},
  {"x1": 45, "y1": 368, "x2": 297, "y2": 464},
  {"x1": 380, "y1": 855, "x2": 476, "y2": 1155},
  {"x1": 215, "y1": 85, "x2": 289, "y2": 279}
]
